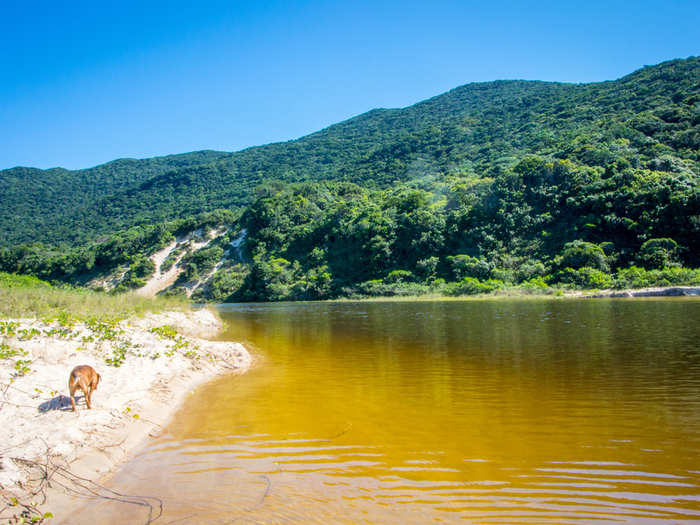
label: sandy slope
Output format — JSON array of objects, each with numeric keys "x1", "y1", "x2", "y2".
[
  {"x1": 0, "y1": 308, "x2": 251, "y2": 522},
  {"x1": 133, "y1": 240, "x2": 178, "y2": 297},
  {"x1": 135, "y1": 228, "x2": 229, "y2": 298}
]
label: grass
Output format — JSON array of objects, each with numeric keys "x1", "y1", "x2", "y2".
[{"x1": 0, "y1": 272, "x2": 189, "y2": 320}]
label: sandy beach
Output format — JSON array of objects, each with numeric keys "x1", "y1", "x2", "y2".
[{"x1": 0, "y1": 308, "x2": 251, "y2": 523}]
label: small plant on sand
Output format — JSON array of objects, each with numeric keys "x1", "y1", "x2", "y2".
[
  {"x1": 13, "y1": 359, "x2": 32, "y2": 376},
  {"x1": 55, "y1": 310, "x2": 78, "y2": 327},
  {"x1": 86, "y1": 318, "x2": 124, "y2": 341},
  {"x1": 0, "y1": 343, "x2": 21, "y2": 360},
  {"x1": 105, "y1": 341, "x2": 131, "y2": 367},
  {"x1": 171, "y1": 336, "x2": 190, "y2": 351},
  {"x1": 150, "y1": 325, "x2": 197, "y2": 358},
  {"x1": 0, "y1": 320, "x2": 19, "y2": 336},
  {"x1": 17, "y1": 327, "x2": 41, "y2": 341},
  {"x1": 122, "y1": 406, "x2": 140, "y2": 419},
  {"x1": 149, "y1": 325, "x2": 178, "y2": 340},
  {"x1": 1, "y1": 344, "x2": 28, "y2": 361},
  {"x1": 183, "y1": 348, "x2": 199, "y2": 360},
  {"x1": 42, "y1": 326, "x2": 77, "y2": 339}
]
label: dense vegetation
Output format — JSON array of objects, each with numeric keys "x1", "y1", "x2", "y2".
[{"x1": 1, "y1": 57, "x2": 699, "y2": 300}]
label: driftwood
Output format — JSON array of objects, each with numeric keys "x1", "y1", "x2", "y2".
[{"x1": 0, "y1": 442, "x2": 163, "y2": 524}]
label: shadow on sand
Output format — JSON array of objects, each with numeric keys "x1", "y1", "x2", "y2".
[{"x1": 39, "y1": 395, "x2": 75, "y2": 412}]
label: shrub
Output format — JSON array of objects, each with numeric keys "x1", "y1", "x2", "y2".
[
  {"x1": 447, "y1": 255, "x2": 492, "y2": 280},
  {"x1": 636, "y1": 238, "x2": 680, "y2": 269},
  {"x1": 554, "y1": 267, "x2": 613, "y2": 289},
  {"x1": 351, "y1": 280, "x2": 431, "y2": 297},
  {"x1": 519, "y1": 277, "x2": 549, "y2": 291},
  {"x1": 415, "y1": 257, "x2": 439, "y2": 280},
  {"x1": 558, "y1": 241, "x2": 609, "y2": 272},
  {"x1": 491, "y1": 267, "x2": 515, "y2": 284},
  {"x1": 384, "y1": 270, "x2": 414, "y2": 284},
  {"x1": 515, "y1": 260, "x2": 547, "y2": 283},
  {"x1": 202, "y1": 266, "x2": 248, "y2": 302},
  {"x1": 444, "y1": 277, "x2": 504, "y2": 296},
  {"x1": 614, "y1": 266, "x2": 652, "y2": 288},
  {"x1": 615, "y1": 265, "x2": 700, "y2": 288}
]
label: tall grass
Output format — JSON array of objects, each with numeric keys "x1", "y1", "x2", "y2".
[{"x1": 0, "y1": 272, "x2": 189, "y2": 320}]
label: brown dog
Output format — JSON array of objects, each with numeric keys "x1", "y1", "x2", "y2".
[{"x1": 68, "y1": 365, "x2": 101, "y2": 411}]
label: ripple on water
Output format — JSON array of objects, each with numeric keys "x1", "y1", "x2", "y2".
[{"x1": 73, "y1": 300, "x2": 700, "y2": 524}]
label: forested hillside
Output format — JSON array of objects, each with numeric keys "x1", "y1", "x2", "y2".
[
  {"x1": 1, "y1": 57, "x2": 699, "y2": 300},
  {"x1": 0, "y1": 150, "x2": 229, "y2": 245}
]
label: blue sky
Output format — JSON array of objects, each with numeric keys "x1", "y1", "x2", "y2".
[{"x1": 1, "y1": 0, "x2": 698, "y2": 170}]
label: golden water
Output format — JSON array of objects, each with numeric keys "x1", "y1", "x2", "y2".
[{"x1": 76, "y1": 299, "x2": 700, "y2": 523}]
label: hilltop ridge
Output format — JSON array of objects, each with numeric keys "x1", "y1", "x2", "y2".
[{"x1": 1, "y1": 56, "x2": 699, "y2": 301}]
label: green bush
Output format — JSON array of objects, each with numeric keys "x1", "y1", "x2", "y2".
[
  {"x1": 0, "y1": 272, "x2": 51, "y2": 289},
  {"x1": 200, "y1": 266, "x2": 248, "y2": 302},
  {"x1": 444, "y1": 277, "x2": 504, "y2": 296},
  {"x1": 350, "y1": 280, "x2": 431, "y2": 298},
  {"x1": 384, "y1": 270, "x2": 414, "y2": 284},
  {"x1": 554, "y1": 267, "x2": 614, "y2": 289},
  {"x1": 515, "y1": 260, "x2": 547, "y2": 283},
  {"x1": 447, "y1": 255, "x2": 492, "y2": 280},
  {"x1": 519, "y1": 276, "x2": 550, "y2": 291},
  {"x1": 491, "y1": 267, "x2": 515, "y2": 284},
  {"x1": 636, "y1": 238, "x2": 680, "y2": 269},
  {"x1": 614, "y1": 265, "x2": 700, "y2": 288},
  {"x1": 558, "y1": 241, "x2": 609, "y2": 272}
]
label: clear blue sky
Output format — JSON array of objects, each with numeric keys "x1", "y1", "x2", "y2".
[{"x1": 1, "y1": 0, "x2": 698, "y2": 170}]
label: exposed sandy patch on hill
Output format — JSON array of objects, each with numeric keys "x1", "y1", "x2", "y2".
[
  {"x1": 135, "y1": 227, "x2": 228, "y2": 298},
  {"x1": 184, "y1": 228, "x2": 248, "y2": 299},
  {"x1": 133, "y1": 240, "x2": 178, "y2": 297}
]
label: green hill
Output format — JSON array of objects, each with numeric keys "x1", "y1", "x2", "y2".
[{"x1": 1, "y1": 56, "x2": 699, "y2": 300}]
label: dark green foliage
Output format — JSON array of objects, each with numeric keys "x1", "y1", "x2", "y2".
[
  {"x1": 553, "y1": 267, "x2": 615, "y2": 289},
  {"x1": 447, "y1": 255, "x2": 492, "y2": 280},
  {"x1": 0, "y1": 151, "x2": 230, "y2": 246},
  {"x1": 2, "y1": 57, "x2": 700, "y2": 300},
  {"x1": 636, "y1": 238, "x2": 680, "y2": 269},
  {"x1": 0, "y1": 210, "x2": 234, "y2": 286},
  {"x1": 2, "y1": 57, "x2": 698, "y2": 249},
  {"x1": 614, "y1": 266, "x2": 700, "y2": 288},
  {"x1": 195, "y1": 265, "x2": 249, "y2": 303},
  {"x1": 444, "y1": 277, "x2": 505, "y2": 296},
  {"x1": 121, "y1": 257, "x2": 156, "y2": 289},
  {"x1": 557, "y1": 241, "x2": 610, "y2": 272},
  {"x1": 179, "y1": 246, "x2": 225, "y2": 282}
]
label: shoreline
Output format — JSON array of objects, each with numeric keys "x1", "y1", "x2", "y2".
[
  {"x1": 326, "y1": 285, "x2": 700, "y2": 302},
  {"x1": 0, "y1": 308, "x2": 251, "y2": 523}
]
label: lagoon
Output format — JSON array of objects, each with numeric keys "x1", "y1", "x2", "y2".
[{"x1": 77, "y1": 299, "x2": 700, "y2": 523}]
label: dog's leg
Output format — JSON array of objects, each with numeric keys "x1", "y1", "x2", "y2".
[
  {"x1": 84, "y1": 382, "x2": 92, "y2": 409},
  {"x1": 69, "y1": 378, "x2": 78, "y2": 412}
]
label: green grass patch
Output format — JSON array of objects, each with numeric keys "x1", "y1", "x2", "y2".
[{"x1": 0, "y1": 272, "x2": 188, "y2": 320}]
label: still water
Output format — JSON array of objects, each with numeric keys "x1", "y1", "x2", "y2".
[{"x1": 79, "y1": 299, "x2": 700, "y2": 523}]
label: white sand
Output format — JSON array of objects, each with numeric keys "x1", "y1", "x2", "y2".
[
  {"x1": 136, "y1": 228, "x2": 229, "y2": 298},
  {"x1": 0, "y1": 308, "x2": 251, "y2": 522}
]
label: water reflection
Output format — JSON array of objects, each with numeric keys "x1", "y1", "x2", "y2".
[{"x1": 74, "y1": 299, "x2": 700, "y2": 523}]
